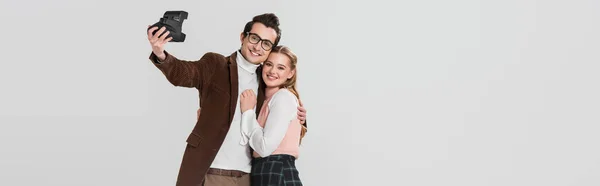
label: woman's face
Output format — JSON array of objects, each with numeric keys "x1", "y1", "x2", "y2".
[{"x1": 262, "y1": 52, "x2": 295, "y2": 88}]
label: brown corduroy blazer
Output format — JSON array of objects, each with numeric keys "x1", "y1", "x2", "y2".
[{"x1": 149, "y1": 50, "x2": 266, "y2": 186}]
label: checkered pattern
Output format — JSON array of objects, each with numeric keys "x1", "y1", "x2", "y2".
[{"x1": 251, "y1": 154, "x2": 303, "y2": 186}]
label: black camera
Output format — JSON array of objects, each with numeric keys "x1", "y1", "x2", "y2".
[{"x1": 149, "y1": 11, "x2": 188, "y2": 42}]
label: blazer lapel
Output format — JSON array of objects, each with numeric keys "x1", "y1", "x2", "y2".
[{"x1": 227, "y1": 52, "x2": 239, "y2": 123}]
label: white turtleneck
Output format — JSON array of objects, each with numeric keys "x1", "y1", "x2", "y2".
[{"x1": 209, "y1": 51, "x2": 259, "y2": 173}]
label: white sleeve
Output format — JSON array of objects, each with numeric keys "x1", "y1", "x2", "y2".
[
  {"x1": 239, "y1": 109, "x2": 261, "y2": 146},
  {"x1": 242, "y1": 90, "x2": 298, "y2": 157}
]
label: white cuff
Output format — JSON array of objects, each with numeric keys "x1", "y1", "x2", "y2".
[{"x1": 239, "y1": 109, "x2": 260, "y2": 145}]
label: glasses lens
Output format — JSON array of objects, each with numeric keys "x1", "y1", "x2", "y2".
[
  {"x1": 262, "y1": 42, "x2": 273, "y2": 50},
  {"x1": 249, "y1": 34, "x2": 260, "y2": 44}
]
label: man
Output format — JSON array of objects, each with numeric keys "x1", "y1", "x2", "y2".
[{"x1": 146, "y1": 13, "x2": 307, "y2": 186}]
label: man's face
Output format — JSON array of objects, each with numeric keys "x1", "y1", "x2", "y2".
[{"x1": 240, "y1": 22, "x2": 278, "y2": 64}]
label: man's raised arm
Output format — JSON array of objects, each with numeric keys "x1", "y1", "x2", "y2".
[{"x1": 147, "y1": 26, "x2": 214, "y2": 88}]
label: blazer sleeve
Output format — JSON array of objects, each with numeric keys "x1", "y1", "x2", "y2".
[{"x1": 149, "y1": 51, "x2": 217, "y2": 88}]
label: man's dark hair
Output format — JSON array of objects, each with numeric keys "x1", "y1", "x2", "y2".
[{"x1": 243, "y1": 13, "x2": 282, "y2": 47}]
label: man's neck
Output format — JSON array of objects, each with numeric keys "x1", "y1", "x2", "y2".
[{"x1": 237, "y1": 49, "x2": 260, "y2": 65}]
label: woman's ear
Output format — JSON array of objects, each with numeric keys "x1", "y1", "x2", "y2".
[{"x1": 288, "y1": 69, "x2": 296, "y2": 79}]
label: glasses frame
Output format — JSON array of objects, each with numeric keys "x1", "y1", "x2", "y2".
[{"x1": 245, "y1": 32, "x2": 274, "y2": 51}]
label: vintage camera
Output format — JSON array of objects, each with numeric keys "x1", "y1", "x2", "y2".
[{"x1": 148, "y1": 11, "x2": 188, "y2": 42}]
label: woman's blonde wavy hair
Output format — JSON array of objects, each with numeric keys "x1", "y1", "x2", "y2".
[{"x1": 270, "y1": 45, "x2": 307, "y2": 145}]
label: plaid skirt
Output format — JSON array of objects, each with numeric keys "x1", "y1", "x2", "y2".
[{"x1": 251, "y1": 154, "x2": 303, "y2": 186}]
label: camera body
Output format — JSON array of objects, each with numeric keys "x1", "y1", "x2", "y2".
[{"x1": 149, "y1": 11, "x2": 188, "y2": 42}]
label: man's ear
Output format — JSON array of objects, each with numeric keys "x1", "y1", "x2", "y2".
[{"x1": 240, "y1": 32, "x2": 245, "y2": 43}]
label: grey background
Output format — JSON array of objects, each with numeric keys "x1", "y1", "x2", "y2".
[{"x1": 1, "y1": 0, "x2": 599, "y2": 185}]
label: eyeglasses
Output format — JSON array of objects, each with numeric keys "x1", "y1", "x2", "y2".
[{"x1": 246, "y1": 32, "x2": 274, "y2": 51}]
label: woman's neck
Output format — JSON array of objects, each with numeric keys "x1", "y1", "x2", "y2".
[{"x1": 265, "y1": 86, "x2": 281, "y2": 99}]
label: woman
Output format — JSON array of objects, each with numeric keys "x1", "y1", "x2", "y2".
[{"x1": 239, "y1": 45, "x2": 307, "y2": 186}]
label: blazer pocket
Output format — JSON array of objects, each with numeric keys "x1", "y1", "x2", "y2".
[{"x1": 186, "y1": 132, "x2": 202, "y2": 148}]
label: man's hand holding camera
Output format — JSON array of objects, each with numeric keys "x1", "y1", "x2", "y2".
[{"x1": 147, "y1": 26, "x2": 172, "y2": 61}]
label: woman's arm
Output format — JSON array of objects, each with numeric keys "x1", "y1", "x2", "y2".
[{"x1": 241, "y1": 90, "x2": 298, "y2": 157}]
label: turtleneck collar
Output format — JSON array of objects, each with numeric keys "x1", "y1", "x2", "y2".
[{"x1": 237, "y1": 50, "x2": 259, "y2": 74}]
